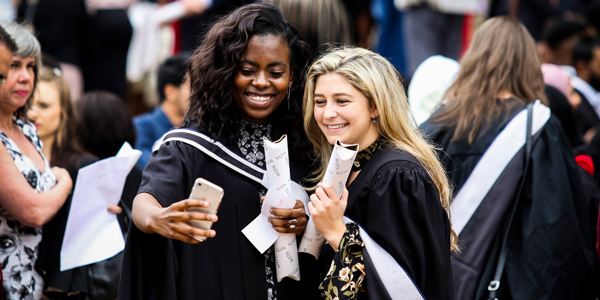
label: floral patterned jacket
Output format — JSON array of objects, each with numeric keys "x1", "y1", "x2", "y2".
[{"x1": 319, "y1": 222, "x2": 367, "y2": 300}]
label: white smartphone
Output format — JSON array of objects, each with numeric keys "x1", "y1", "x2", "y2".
[{"x1": 186, "y1": 178, "x2": 224, "y2": 230}]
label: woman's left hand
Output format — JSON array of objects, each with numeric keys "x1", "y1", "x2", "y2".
[{"x1": 269, "y1": 200, "x2": 307, "y2": 235}]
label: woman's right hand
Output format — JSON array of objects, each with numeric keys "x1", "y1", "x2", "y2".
[
  {"x1": 133, "y1": 193, "x2": 218, "y2": 244},
  {"x1": 51, "y1": 166, "x2": 73, "y2": 190}
]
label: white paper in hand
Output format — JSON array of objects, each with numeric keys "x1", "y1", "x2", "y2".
[
  {"x1": 241, "y1": 135, "x2": 301, "y2": 281},
  {"x1": 299, "y1": 140, "x2": 358, "y2": 258},
  {"x1": 263, "y1": 135, "x2": 301, "y2": 282},
  {"x1": 60, "y1": 142, "x2": 141, "y2": 271}
]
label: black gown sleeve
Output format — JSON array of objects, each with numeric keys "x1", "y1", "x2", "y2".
[
  {"x1": 360, "y1": 161, "x2": 453, "y2": 300},
  {"x1": 137, "y1": 140, "x2": 200, "y2": 207},
  {"x1": 118, "y1": 141, "x2": 197, "y2": 300}
]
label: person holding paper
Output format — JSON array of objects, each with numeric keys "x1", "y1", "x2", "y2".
[
  {"x1": 0, "y1": 23, "x2": 73, "y2": 299},
  {"x1": 303, "y1": 47, "x2": 456, "y2": 299},
  {"x1": 27, "y1": 61, "x2": 126, "y2": 299},
  {"x1": 120, "y1": 3, "x2": 313, "y2": 300}
]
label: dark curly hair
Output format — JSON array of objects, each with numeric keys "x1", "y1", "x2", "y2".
[{"x1": 184, "y1": 2, "x2": 313, "y2": 163}]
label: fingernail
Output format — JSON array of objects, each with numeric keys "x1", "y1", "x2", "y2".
[
  {"x1": 270, "y1": 208, "x2": 273, "y2": 214},
  {"x1": 289, "y1": 218, "x2": 298, "y2": 224},
  {"x1": 189, "y1": 234, "x2": 205, "y2": 242}
]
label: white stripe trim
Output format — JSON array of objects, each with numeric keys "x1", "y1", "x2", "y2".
[
  {"x1": 163, "y1": 137, "x2": 265, "y2": 185},
  {"x1": 451, "y1": 101, "x2": 551, "y2": 236},
  {"x1": 166, "y1": 129, "x2": 266, "y2": 173},
  {"x1": 343, "y1": 217, "x2": 425, "y2": 300}
]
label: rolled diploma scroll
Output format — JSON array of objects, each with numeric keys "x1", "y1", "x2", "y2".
[
  {"x1": 299, "y1": 140, "x2": 358, "y2": 259},
  {"x1": 264, "y1": 135, "x2": 301, "y2": 282}
]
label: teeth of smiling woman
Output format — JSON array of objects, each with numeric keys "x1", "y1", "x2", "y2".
[
  {"x1": 327, "y1": 124, "x2": 347, "y2": 129},
  {"x1": 249, "y1": 94, "x2": 271, "y2": 102}
]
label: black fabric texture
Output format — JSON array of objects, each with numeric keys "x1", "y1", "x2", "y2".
[
  {"x1": 117, "y1": 122, "x2": 308, "y2": 300},
  {"x1": 422, "y1": 101, "x2": 597, "y2": 300},
  {"x1": 316, "y1": 147, "x2": 454, "y2": 300}
]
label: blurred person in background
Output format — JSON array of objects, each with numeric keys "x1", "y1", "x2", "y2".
[
  {"x1": 570, "y1": 37, "x2": 600, "y2": 143},
  {"x1": 75, "y1": 91, "x2": 142, "y2": 211},
  {"x1": 176, "y1": 0, "x2": 250, "y2": 52},
  {"x1": 540, "y1": 63, "x2": 584, "y2": 148},
  {"x1": 265, "y1": 0, "x2": 376, "y2": 56},
  {"x1": 408, "y1": 55, "x2": 459, "y2": 125},
  {"x1": 133, "y1": 52, "x2": 190, "y2": 169},
  {"x1": 538, "y1": 19, "x2": 587, "y2": 66},
  {"x1": 422, "y1": 16, "x2": 597, "y2": 299},
  {"x1": 370, "y1": 0, "x2": 406, "y2": 75},
  {"x1": 0, "y1": 22, "x2": 72, "y2": 299},
  {"x1": 395, "y1": 0, "x2": 487, "y2": 79},
  {"x1": 17, "y1": 0, "x2": 137, "y2": 102},
  {"x1": 27, "y1": 60, "x2": 106, "y2": 299},
  {"x1": 17, "y1": 0, "x2": 87, "y2": 101},
  {"x1": 82, "y1": 0, "x2": 137, "y2": 101}
]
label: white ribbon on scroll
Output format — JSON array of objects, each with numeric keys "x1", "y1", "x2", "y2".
[{"x1": 299, "y1": 140, "x2": 358, "y2": 258}]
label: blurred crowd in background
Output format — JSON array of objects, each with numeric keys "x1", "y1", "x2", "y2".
[{"x1": 1, "y1": 0, "x2": 598, "y2": 112}]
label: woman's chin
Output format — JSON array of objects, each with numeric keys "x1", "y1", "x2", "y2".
[{"x1": 325, "y1": 136, "x2": 341, "y2": 146}]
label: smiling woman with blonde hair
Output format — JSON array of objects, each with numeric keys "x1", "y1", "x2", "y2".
[{"x1": 303, "y1": 47, "x2": 455, "y2": 299}]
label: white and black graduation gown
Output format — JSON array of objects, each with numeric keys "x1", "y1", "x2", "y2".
[
  {"x1": 316, "y1": 146, "x2": 454, "y2": 300},
  {"x1": 117, "y1": 122, "x2": 308, "y2": 300},
  {"x1": 421, "y1": 100, "x2": 597, "y2": 300}
]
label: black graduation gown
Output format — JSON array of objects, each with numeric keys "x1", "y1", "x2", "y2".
[
  {"x1": 318, "y1": 147, "x2": 453, "y2": 300},
  {"x1": 36, "y1": 153, "x2": 97, "y2": 295},
  {"x1": 117, "y1": 124, "x2": 305, "y2": 300},
  {"x1": 421, "y1": 102, "x2": 597, "y2": 300}
]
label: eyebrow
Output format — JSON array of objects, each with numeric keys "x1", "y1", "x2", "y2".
[
  {"x1": 240, "y1": 59, "x2": 288, "y2": 68},
  {"x1": 314, "y1": 92, "x2": 354, "y2": 98}
]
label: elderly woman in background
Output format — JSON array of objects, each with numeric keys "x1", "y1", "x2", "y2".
[{"x1": 0, "y1": 22, "x2": 72, "y2": 299}]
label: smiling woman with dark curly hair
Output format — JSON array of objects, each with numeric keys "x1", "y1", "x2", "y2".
[{"x1": 118, "y1": 3, "x2": 314, "y2": 300}]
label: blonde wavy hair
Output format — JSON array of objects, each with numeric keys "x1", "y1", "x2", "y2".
[
  {"x1": 303, "y1": 47, "x2": 458, "y2": 252},
  {"x1": 429, "y1": 16, "x2": 547, "y2": 144}
]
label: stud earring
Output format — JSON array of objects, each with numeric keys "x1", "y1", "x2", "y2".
[{"x1": 372, "y1": 118, "x2": 377, "y2": 124}]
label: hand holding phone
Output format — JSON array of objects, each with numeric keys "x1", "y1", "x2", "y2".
[{"x1": 186, "y1": 178, "x2": 224, "y2": 232}]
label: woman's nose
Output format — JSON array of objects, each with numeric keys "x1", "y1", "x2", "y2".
[
  {"x1": 17, "y1": 68, "x2": 32, "y2": 82},
  {"x1": 323, "y1": 104, "x2": 337, "y2": 119},
  {"x1": 252, "y1": 72, "x2": 269, "y2": 88}
]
